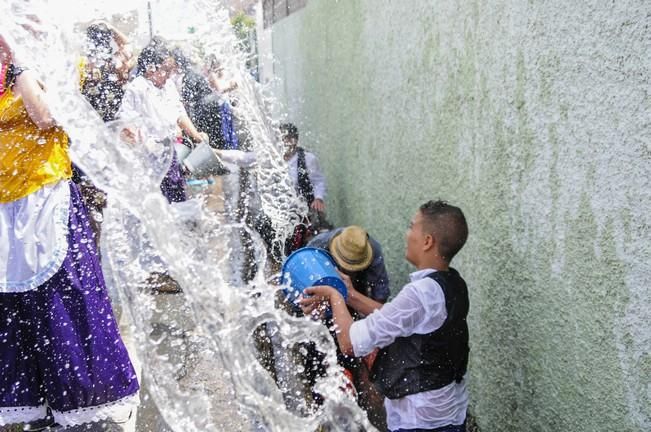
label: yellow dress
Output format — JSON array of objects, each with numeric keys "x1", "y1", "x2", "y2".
[{"x1": 0, "y1": 88, "x2": 71, "y2": 203}]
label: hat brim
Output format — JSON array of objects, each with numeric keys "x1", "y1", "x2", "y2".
[{"x1": 328, "y1": 231, "x2": 373, "y2": 272}]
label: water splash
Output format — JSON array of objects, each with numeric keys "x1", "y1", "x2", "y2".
[{"x1": 1, "y1": 0, "x2": 374, "y2": 430}]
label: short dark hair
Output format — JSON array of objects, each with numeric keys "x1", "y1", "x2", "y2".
[
  {"x1": 137, "y1": 42, "x2": 170, "y2": 75},
  {"x1": 87, "y1": 23, "x2": 112, "y2": 47},
  {"x1": 419, "y1": 200, "x2": 468, "y2": 262},
  {"x1": 86, "y1": 23, "x2": 113, "y2": 57},
  {"x1": 279, "y1": 123, "x2": 299, "y2": 140}
]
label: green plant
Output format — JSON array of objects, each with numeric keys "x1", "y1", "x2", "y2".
[{"x1": 231, "y1": 11, "x2": 255, "y2": 42}]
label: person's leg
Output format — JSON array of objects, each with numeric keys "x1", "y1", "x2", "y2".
[{"x1": 352, "y1": 361, "x2": 387, "y2": 431}]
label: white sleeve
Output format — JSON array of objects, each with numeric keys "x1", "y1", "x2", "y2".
[
  {"x1": 349, "y1": 279, "x2": 448, "y2": 357},
  {"x1": 218, "y1": 149, "x2": 257, "y2": 167},
  {"x1": 306, "y1": 152, "x2": 327, "y2": 200},
  {"x1": 117, "y1": 84, "x2": 139, "y2": 120},
  {"x1": 164, "y1": 83, "x2": 189, "y2": 121}
]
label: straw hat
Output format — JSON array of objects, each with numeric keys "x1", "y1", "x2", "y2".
[{"x1": 328, "y1": 226, "x2": 373, "y2": 272}]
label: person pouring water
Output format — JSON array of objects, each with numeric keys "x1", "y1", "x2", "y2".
[{"x1": 300, "y1": 201, "x2": 471, "y2": 432}]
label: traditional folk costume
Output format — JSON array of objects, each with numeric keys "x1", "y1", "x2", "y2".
[{"x1": 0, "y1": 65, "x2": 139, "y2": 427}]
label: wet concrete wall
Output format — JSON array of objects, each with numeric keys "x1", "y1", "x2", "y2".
[{"x1": 265, "y1": 1, "x2": 650, "y2": 431}]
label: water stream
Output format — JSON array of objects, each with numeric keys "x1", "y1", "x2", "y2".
[{"x1": 1, "y1": 1, "x2": 373, "y2": 430}]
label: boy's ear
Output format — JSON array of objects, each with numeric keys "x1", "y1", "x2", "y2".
[{"x1": 423, "y1": 233, "x2": 435, "y2": 252}]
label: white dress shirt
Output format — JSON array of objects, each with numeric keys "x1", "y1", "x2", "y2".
[
  {"x1": 118, "y1": 76, "x2": 187, "y2": 142},
  {"x1": 287, "y1": 150, "x2": 327, "y2": 201},
  {"x1": 350, "y1": 268, "x2": 468, "y2": 431}
]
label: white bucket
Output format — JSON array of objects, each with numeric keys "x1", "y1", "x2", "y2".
[
  {"x1": 175, "y1": 142, "x2": 192, "y2": 161},
  {"x1": 183, "y1": 142, "x2": 229, "y2": 178}
]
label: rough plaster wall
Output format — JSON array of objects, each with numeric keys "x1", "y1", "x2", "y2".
[{"x1": 269, "y1": 1, "x2": 650, "y2": 431}]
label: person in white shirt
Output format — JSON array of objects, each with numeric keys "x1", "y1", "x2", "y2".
[
  {"x1": 280, "y1": 123, "x2": 327, "y2": 213},
  {"x1": 279, "y1": 123, "x2": 328, "y2": 256},
  {"x1": 301, "y1": 200, "x2": 470, "y2": 432},
  {"x1": 118, "y1": 41, "x2": 208, "y2": 204}
]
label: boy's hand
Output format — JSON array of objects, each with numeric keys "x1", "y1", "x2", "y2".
[
  {"x1": 298, "y1": 293, "x2": 328, "y2": 320},
  {"x1": 298, "y1": 286, "x2": 333, "y2": 319},
  {"x1": 302, "y1": 285, "x2": 337, "y2": 301}
]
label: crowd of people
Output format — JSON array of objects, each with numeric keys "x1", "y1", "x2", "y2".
[
  {"x1": 0, "y1": 15, "x2": 335, "y2": 430},
  {"x1": 0, "y1": 15, "x2": 471, "y2": 432}
]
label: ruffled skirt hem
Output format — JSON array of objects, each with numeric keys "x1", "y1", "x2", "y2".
[{"x1": 0, "y1": 392, "x2": 139, "y2": 427}]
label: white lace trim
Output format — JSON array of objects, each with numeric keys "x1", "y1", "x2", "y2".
[
  {"x1": 0, "y1": 404, "x2": 48, "y2": 426},
  {"x1": 52, "y1": 392, "x2": 140, "y2": 427}
]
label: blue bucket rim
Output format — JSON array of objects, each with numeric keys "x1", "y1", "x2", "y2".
[
  {"x1": 280, "y1": 247, "x2": 346, "y2": 298},
  {"x1": 282, "y1": 246, "x2": 335, "y2": 267},
  {"x1": 281, "y1": 247, "x2": 339, "y2": 281}
]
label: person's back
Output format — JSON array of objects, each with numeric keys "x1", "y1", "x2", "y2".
[
  {"x1": 370, "y1": 267, "x2": 469, "y2": 396},
  {"x1": 308, "y1": 226, "x2": 389, "y2": 303}
]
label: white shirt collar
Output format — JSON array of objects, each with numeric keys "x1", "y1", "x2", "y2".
[{"x1": 409, "y1": 268, "x2": 438, "y2": 282}]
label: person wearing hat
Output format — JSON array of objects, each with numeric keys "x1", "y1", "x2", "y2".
[
  {"x1": 308, "y1": 225, "x2": 390, "y2": 304},
  {"x1": 306, "y1": 225, "x2": 390, "y2": 428},
  {"x1": 300, "y1": 201, "x2": 470, "y2": 432}
]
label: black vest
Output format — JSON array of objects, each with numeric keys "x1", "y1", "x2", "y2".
[
  {"x1": 371, "y1": 269, "x2": 469, "y2": 399},
  {"x1": 296, "y1": 147, "x2": 315, "y2": 204}
]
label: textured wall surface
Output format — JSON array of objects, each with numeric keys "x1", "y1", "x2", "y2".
[{"x1": 266, "y1": 1, "x2": 650, "y2": 431}]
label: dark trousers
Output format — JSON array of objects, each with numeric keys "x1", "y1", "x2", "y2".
[{"x1": 393, "y1": 421, "x2": 466, "y2": 432}]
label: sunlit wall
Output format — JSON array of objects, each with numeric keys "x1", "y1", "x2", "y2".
[{"x1": 263, "y1": 1, "x2": 651, "y2": 431}]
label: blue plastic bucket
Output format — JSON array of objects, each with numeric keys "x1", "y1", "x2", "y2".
[{"x1": 281, "y1": 247, "x2": 347, "y2": 305}]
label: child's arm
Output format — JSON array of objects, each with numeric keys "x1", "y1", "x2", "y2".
[{"x1": 300, "y1": 286, "x2": 355, "y2": 356}]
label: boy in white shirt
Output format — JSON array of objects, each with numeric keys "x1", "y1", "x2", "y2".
[{"x1": 301, "y1": 200, "x2": 470, "y2": 432}]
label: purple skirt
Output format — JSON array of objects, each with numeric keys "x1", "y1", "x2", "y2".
[
  {"x1": 160, "y1": 152, "x2": 187, "y2": 203},
  {"x1": 0, "y1": 182, "x2": 139, "y2": 426}
]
